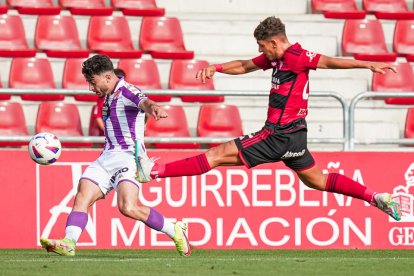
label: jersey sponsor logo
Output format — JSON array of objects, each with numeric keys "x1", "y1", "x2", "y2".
[
  {"x1": 306, "y1": 51, "x2": 316, "y2": 62},
  {"x1": 281, "y1": 149, "x2": 306, "y2": 159},
  {"x1": 297, "y1": 108, "x2": 308, "y2": 116}
]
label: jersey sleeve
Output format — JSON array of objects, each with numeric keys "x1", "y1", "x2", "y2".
[
  {"x1": 293, "y1": 50, "x2": 321, "y2": 71},
  {"x1": 252, "y1": 53, "x2": 273, "y2": 70}
]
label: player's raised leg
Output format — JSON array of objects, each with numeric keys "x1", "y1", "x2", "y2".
[
  {"x1": 40, "y1": 179, "x2": 104, "y2": 256},
  {"x1": 117, "y1": 180, "x2": 191, "y2": 256}
]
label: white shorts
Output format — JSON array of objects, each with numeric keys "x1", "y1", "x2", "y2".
[{"x1": 80, "y1": 150, "x2": 141, "y2": 196}]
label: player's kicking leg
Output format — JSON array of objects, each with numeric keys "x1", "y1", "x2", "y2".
[
  {"x1": 135, "y1": 141, "x2": 155, "y2": 182},
  {"x1": 372, "y1": 193, "x2": 402, "y2": 221},
  {"x1": 40, "y1": 237, "x2": 75, "y2": 256}
]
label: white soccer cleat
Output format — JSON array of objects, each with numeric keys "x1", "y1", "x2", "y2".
[
  {"x1": 172, "y1": 221, "x2": 191, "y2": 257},
  {"x1": 135, "y1": 141, "x2": 155, "y2": 183},
  {"x1": 373, "y1": 193, "x2": 402, "y2": 221}
]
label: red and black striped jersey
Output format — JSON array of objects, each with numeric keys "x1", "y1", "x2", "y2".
[{"x1": 252, "y1": 43, "x2": 321, "y2": 126}]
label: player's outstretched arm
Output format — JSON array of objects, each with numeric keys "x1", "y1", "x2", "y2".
[
  {"x1": 317, "y1": 55, "x2": 397, "y2": 74},
  {"x1": 196, "y1": 59, "x2": 259, "y2": 83},
  {"x1": 139, "y1": 99, "x2": 168, "y2": 121}
]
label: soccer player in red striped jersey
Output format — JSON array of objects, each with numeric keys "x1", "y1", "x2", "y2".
[{"x1": 136, "y1": 16, "x2": 402, "y2": 221}]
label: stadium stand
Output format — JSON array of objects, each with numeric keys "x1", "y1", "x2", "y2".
[
  {"x1": 111, "y1": 0, "x2": 165, "y2": 16},
  {"x1": 197, "y1": 104, "x2": 243, "y2": 147},
  {"x1": 311, "y1": 0, "x2": 366, "y2": 19},
  {"x1": 0, "y1": 5, "x2": 8, "y2": 14},
  {"x1": 393, "y1": 20, "x2": 414, "y2": 59},
  {"x1": 117, "y1": 58, "x2": 171, "y2": 102},
  {"x1": 169, "y1": 59, "x2": 224, "y2": 103},
  {"x1": 9, "y1": 57, "x2": 63, "y2": 101},
  {"x1": 7, "y1": 0, "x2": 61, "y2": 15},
  {"x1": 87, "y1": 16, "x2": 142, "y2": 58},
  {"x1": 0, "y1": 101, "x2": 28, "y2": 147},
  {"x1": 145, "y1": 105, "x2": 200, "y2": 149},
  {"x1": 341, "y1": 19, "x2": 397, "y2": 61},
  {"x1": 0, "y1": 14, "x2": 36, "y2": 57},
  {"x1": 372, "y1": 62, "x2": 414, "y2": 105},
  {"x1": 404, "y1": 108, "x2": 414, "y2": 139},
  {"x1": 35, "y1": 15, "x2": 90, "y2": 58},
  {"x1": 139, "y1": 16, "x2": 194, "y2": 59},
  {"x1": 59, "y1": 0, "x2": 113, "y2": 16},
  {"x1": 88, "y1": 104, "x2": 102, "y2": 136},
  {"x1": 0, "y1": 72, "x2": 11, "y2": 100},
  {"x1": 62, "y1": 58, "x2": 97, "y2": 102},
  {"x1": 35, "y1": 101, "x2": 90, "y2": 147},
  {"x1": 363, "y1": 0, "x2": 414, "y2": 19}
]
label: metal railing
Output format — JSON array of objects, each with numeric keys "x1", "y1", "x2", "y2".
[
  {"x1": 0, "y1": 88, "x2": 348, "y2": 148},
  {"x1": 349, "y1": 91, "x2": 414, "y2": 150}
]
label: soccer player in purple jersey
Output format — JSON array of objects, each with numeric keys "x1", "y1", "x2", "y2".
[
  {"x1": 136, "y1": 17, "x2": 403, "y2": 222},
  {"x1": 40, "y1": 55, "x2": 191, "y2": 256}
]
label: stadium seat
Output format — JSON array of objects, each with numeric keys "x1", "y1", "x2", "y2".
[
  {"x1": 35, "y1": 15, "x2": 89, "y2": 58},
  {"x1": 9, "y1": 57, "x2": 63, "y2": 101},
  {"x1": 404, "y1": 108, "x2": 414, "y2": 139},
  {"x1": 0, "y1": 74, "x2": 11, "y2": 100},
  {"x1": 117, "y1": 59, "x2": 171, "y2": 102},
  {"x1": 87, "y1": 16, "x2": 142, "y2": 58},
  {"x1": 393, "y1": 20, "x2": 414, "y2": 58},
  {"x1": 169, "y1": 59, "x2": 224, "y2": 102},
  {"x1": 36, "y1": 102, "x2": 90, "y2": 147},
  {"x1": 0, "y1": 102, "x2": 29, "y2": 147},
  {"x1": 111, "y1": 0, "x2": 164, "y2": 16},
  {"x1": 7, "y1": 0, "x2": 61, "y2": 15},
  {"x1": 0, "y1": 5, "x2": 8, "y2": 14},
  {"x1": 197, "y1": 104, "x2": 243, "y2": 148},
  {"x1": 362, "y1": 0, "x2": 414, "y2": 19},
  {"x1": 62, "y1": 58, "x2": 98, "y2": 102},
  {"x1": 0, "y1": 15, "x2": 36, "y2": 58},
  {"x1": 59, "y1": 0, "x2": 113, "y2": 15},
  {"x1": 139, "y1": 16, "x2": 194, "y2": 59},
  {"x1": 145, "y1": 105, "x2": 199, "y2": 149},
  {"x1": 372, "y1": 62, "x2": 414, "y2": 105},
  {"x1": 311, "y1": 0, "x2": 366, "y2": 19},
  {"x1": 341, "y1": 19, "x2": 397, "y2": 61},
  {"x1": 89, "y1": 104, "x2": 103, "y2": 137}
]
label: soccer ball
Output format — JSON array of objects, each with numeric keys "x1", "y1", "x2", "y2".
[{"x1": 28, "y1": 132, "x2": 62, "y2": 165}]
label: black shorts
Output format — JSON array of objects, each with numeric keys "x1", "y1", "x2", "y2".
[{"x1": 234, "y1": 119, "x2": 315, "y2": 171}]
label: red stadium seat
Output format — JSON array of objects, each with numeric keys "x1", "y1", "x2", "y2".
[
  {"x1": 393, "y1": 20, "x2": 414, "y2": 58},
  {"x1": 9, "y1": 57, "x2": 63, "y2": 101},
  {"x1": 0, "y1": 73, "x2": 11, "y2": 100},
  {"x1": 0, "y1": 102, "x2": 29, "y2": 147},
  {"x1": 169, "y1": 59, "x2": 224, "y2": 103},
  {"x1": 35, "y1": 15, "x2": 89, "y2": 58},
  {"x1": 372, "y1": 62, "x2": 414, "y2": 105},
  {"x1": 341, "y1": 19, "x2": 397, "y2": 61},
  {"x1": 87, "y1": 16, "x2": 142, "y2": 58},
  {"x1": 8, "y1": 0, "x2": 61, "y2": 15},
  {"x1": 197, "y1": 104, "x2": 243, "y2": 148},
  {"x1": 311, "y1": 0, "x2": 366, "y2": 19},
  {"x1": 111, "y1": 0, "x2": 164, "y2": 16},
  {"x1": 59, "y1": 0, "x2": 113, "y2": 15},
  {"x1": 0, "y1": 15, "x2": 36, "y2": 58},
  {"x1": 362, "y1": 0, "x2": 414, "y2": 19},
  {"x1": 0, "y1": 5, "x2": 8, "y2": 14},
  {"x1": 62, "y1": 58, "x2": 97, "y2": 102},
  {"x1": 89, "y1": 104, "x2": 103, "y2": 137},
  {"x1": 117, "y1": 59, "x2": 171, "y2": 102},
  {"x1": 36, "y1": 102, "x2": 90, "y2": 147},
  {"x1": 404, "y1": 108, "x2": 414, "y2": 139},
  {"x1": 145, "y1": 105, "x2": 199, "y2": 149},
  {"x1": 139, "y1": 16, "x2": 194, "y2": 59}
]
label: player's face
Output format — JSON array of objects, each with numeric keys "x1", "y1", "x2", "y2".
[
  {"x1": 87, "y1": 73, "x2": 112, "y2": 97},
  {"x1": 257, "y1": 39, "x2": 278, "y2": 60}
]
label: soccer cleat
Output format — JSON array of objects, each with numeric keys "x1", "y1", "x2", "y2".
[
  {"x1": 373, "y1": 193, "x2": 402, "y2": 221},
  {"x1": 172, "y1": 221, "x2": 191, "y2": 256},
  {"x1": 40, "y1": 237, "x2": 75, "y2": 256},
  {"x1": 135, "y1": 141, "x2": 155, "y2": 183}
]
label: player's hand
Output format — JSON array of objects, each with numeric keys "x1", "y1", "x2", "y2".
[
  {"x1": 196, "y1": 65, "x2": 216, "y2": 83},
  {"x1": 369, "y1": 62, "x2": 397, "y2": 74},
  {"x1": 151, "y1": 105, "x2": 168, "y2": 121}
]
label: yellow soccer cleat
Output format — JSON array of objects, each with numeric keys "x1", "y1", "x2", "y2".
[{"x1": 40, "y1": 237, "x2": 75, "y2": 256}]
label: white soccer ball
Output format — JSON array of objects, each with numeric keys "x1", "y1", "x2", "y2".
[{"x1": 28, "y1": 132, "x2": 62, "y2": 165}]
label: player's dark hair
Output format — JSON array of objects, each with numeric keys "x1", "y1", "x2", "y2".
[
  {"x1": 114, "y1": 68, "x2": 126, "y2": 78},
  {"x1": 254, "y1": 16, "x2": 286, "y2": 40},
  {"x1": 82, "y1": 54, "x2": 114, "y2": 82}
]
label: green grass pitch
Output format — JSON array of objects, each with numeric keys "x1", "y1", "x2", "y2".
[{"x1": 1, "y1": 249, "x2": 413, "y2": 276}]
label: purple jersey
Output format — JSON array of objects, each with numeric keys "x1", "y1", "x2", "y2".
[{"x1": 102, "y1": 78, "x2": 147, "y2": 151}]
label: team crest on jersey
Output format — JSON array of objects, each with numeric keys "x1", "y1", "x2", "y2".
[{"x1": 306, "y1": 51, "x2": 316, "y2": 62}]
